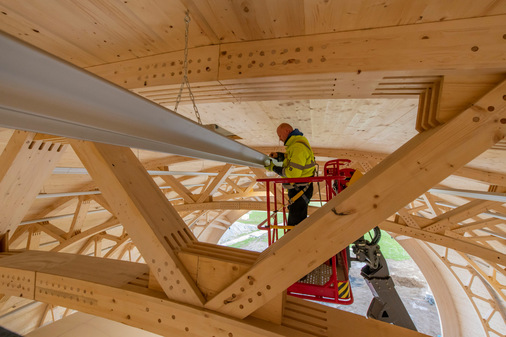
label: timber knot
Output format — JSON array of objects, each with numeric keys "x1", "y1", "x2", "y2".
[{"x1": 331, "y1": 208, "x2": 353, "y2": 216}]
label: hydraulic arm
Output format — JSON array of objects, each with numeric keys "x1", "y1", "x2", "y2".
[{"x1": 352, "y1": 228, "x2": 417, "y2": 331}]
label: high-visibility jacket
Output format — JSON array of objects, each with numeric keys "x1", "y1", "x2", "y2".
[{"x1": 279, "y1": 134, "x2": 316, "y2": 178}]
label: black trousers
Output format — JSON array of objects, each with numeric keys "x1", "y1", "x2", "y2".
[{"x1": 287, "y1": 183, "x2": 314, "y2": 227}]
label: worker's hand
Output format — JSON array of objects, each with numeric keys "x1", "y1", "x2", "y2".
[
  {"x1": 264, "y1": 160, "x2": 274, "y2": 171},
  {"x1": 269, "y1": 152, "x2": 278, "y2": 159}
]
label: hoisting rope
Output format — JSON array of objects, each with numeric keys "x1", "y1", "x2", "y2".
[{"x1": 174, "y1": 10, "x2": 202, "y2": 125}]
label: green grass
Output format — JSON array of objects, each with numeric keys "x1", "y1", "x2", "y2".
[
  {"x1": 377, "y1": 230, "x2": 411, "y2": 261},
  {"x1": 238, "y1": 211, "x2": 284, "y2": 225},
  {"x1": 233, "y1": 212, "x2": 411, "y2": 261},
  {"x1": 229, "y1": 236, "x2": 262, "y2": 249}
]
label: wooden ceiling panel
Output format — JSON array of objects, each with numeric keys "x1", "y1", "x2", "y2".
[
  {"x1": 303, "y1": 0, "x2": 506, "y2": 34},
  {"x1": 174, "y1": 98, "x2": 419, "y2": 153},
  {"x1": 466, "y1": 150, "x2": 506, "y2": 175},
  {"x1": 185, "y1": 0, "x2": 306, "y2": 42},
  {"x1": 0, "y1": 0, "x2": 211, "y2": 67},
  {"x1": 1, "y1": 0, "x2": 504, "y2": 69}
]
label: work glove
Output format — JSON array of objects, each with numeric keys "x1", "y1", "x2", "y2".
[
  {"x1": 269, "y1": 152, "x2": 285, "y2": 161},
  {"x1": 264, "y1": 159, "x2": 275, "y2": 171}
]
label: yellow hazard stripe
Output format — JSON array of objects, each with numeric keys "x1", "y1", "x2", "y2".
[
  {"x1": 347, "y1": 170, "x2": 363, "y2": 187},
  {"x1": 338, "y1": 281, "x2": 350, "y2": 299}
]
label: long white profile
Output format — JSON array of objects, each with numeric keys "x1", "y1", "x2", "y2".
[{"x1": 0, "y1": 32, "x2": 268, "y2": 167}]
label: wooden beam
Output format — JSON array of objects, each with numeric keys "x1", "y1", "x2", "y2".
[
  {"x1": 197, "y1": 164, "x2": 233, "y2": 203},
  {"x1": 87, "y1": 16, "x2": 506, "y2": 90},
  {"x1": 0, "y1": 131, "x2": 66, "y2": 235},
  {"x1": 453, "y1": 167, "x2": 506, "y2": 186},
  {"x1": 70, "y1": 140, "x2": 205, "y2": 306},
  {"x1": 283, "y1": 297, "x2": 427, "y2": 337},
  {"x1": 397, "y1": 208, "x2": 422, "y2": 229},
  {"x1": 0, "y1": 250, "x2": 428, "y2": 336},
  {"x1": 421, "y1": 244, "x2": 503, "y2": 336},
  {"x1": 157, "y1": 166, "x2": 197, "y2": 204},
  {"x1": 34, "y1": 222, "x2": 65, "y2": 244},
  {"x1": 217, "y1": 15, "x2": 506, "y2": 77},
  {"x1": 379, "y1": 220, "x2": 505, "y2": 264},
  {"x1": 103, "y1": 235, "x2": 131, "y2": 259},
  {"x1": 160, "y1": 173, "x2": 196, "y2": 204},
  {"x1": 26, "y1": 226, "x2": 41, "y2": 250},
  {"x1": 396, "y1": 239, "x2": 464, "y2": 337},
  {"x1": 225, "y1": 177, "x2": 245, "y2": 193},
  {"x1": 421, "y1": 193, "x2": 443, "y2": 216},
  {"x1": 0, "y1": 251, "x2": 312, "y2": 337},
  {"x1": 422, "y1": 200, "x2": 499, "y2": 233},
  {"x1": 65, "y1": 196, "x2": 92, "y2": 239},
  {"x1": 174, "y1": 200, "x2": 278, "y2": 212},
  {"x1": 453, "y1": 218, "x2": 503, "y2": 234},
  {"x1": 212, "y1": 191, "x2": 266, "y2": 201},
  {"x1": 204, "y1": 78, "x2": 506, "y2": 318},
  {"x1": 93, "y1": 237, "x2": 103, "y2": 258},
  {"x1": 51, "y1": 216, "x2": 120, "y2": 253}
]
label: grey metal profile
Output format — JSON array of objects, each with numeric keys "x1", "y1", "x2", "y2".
[
  {"x1": 52, "y1": 167, "x2": 254, "y2": 177},
  {"x1": 0, "y1": 32, "x2": 268, "y2": 167},
  {"x1": 429, "y1": 187, "x2": 506, "y2": 203}
]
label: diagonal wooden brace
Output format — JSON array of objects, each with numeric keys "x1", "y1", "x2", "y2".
[
  {"x1": 205, "y1": 79, "x2": 506, "y2": 318},
  {"x1": 0, "y1": 131, "x2": 67, "y2": 235},
  {"x1": 71, "y1": 140, "x2": 205, "y2": 306}
]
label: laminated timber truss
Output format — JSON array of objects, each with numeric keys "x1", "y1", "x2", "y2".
[
  {"x1": 0, "y1": 1, "x2": 505, "y2": 336},
  {"x1": 0, "y1": 82, "x2": 504, "y2": 335}
]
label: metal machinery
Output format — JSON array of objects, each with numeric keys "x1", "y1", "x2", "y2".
[
  {"x1": 353, "y1": 227, "x2": 417, "y2": 331},
  {"x1": 258, "y1": 159, "x2": 417, "y2": 331}
]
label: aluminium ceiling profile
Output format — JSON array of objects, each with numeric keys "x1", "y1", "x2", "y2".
[
  {"x1": 429, "y1": 187, "x2": 506, "y2": 203},
  {"x1": 52, "y1": 167, "x2": 254, "y2": 177},
  {"x1": 36, "y1": 183, "x2": 205, "y2": 199},
  {"x1": 0, "y1": 32, "x2": 268, "y2": 168}
]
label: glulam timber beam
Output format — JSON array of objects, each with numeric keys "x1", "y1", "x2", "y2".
[
  {"x1": 159, "y1": 174, "x2": 197, "y2": 204},
  {"x1": 64, "y1": 196, "x2": 92, "y2": 239},
  {"x1": 452, "y1": 167, "x2": 506, "y2": 187},
  {"x1": 196, "y1": 164, "x2": 233, "y2": 203},
  {"x1": 421, "y1": 243, "x2": 506, "y2": 336},
  {"x1": 30, "y1": 182, "x2": 97, "y2": 219},
  {"x1": 205, "y1": 79, "x2": 506, "y2": 318},
  {"x1": 0, "y1": 131, "x2": 66, "y2": 235},
  {"x1": 282, "y1": 297, "x2": 426, "y2": 337},
  {"x1": 379, "y1": 220, "x2": 505, "y2": 264},
  {"x1": 87, "y1": 16, "x2": 506, "y2": 100},
  {"x1": 71, "y1": 140, "x2": 205, "y2": 306},
  {"x1": 0, "y1": 251, "x2": 427, "y2": 337},
  {"x1": 174, "y1": 201, "x2": 276, "y2": 212},
  {"x1": 422, "y1": 200, "x2": 501, "y2": 233},
  {"x1": 396, "y1": 239, "x2": 466, "y2": 337}
]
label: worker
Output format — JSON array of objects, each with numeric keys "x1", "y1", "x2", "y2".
[{"x1": 265, "y1": 123, "x2": 316, "y2": 227}]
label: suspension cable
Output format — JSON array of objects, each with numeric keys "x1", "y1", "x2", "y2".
[{"x1": 174, "y1": 10, "x2": 202, "y2": 125}]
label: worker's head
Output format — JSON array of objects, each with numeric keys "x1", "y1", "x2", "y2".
[{"x1": 276, "y1": 123, "x2": 293, "y2": 143}]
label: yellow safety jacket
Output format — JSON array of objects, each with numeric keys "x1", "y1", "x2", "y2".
[{"x1": 281, "y1": 134, "x2": 315, "y2": 178}]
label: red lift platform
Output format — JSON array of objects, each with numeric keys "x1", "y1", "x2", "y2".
[{"x1": 257, "y1": 159, "x2": 357, "y2": 304}]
